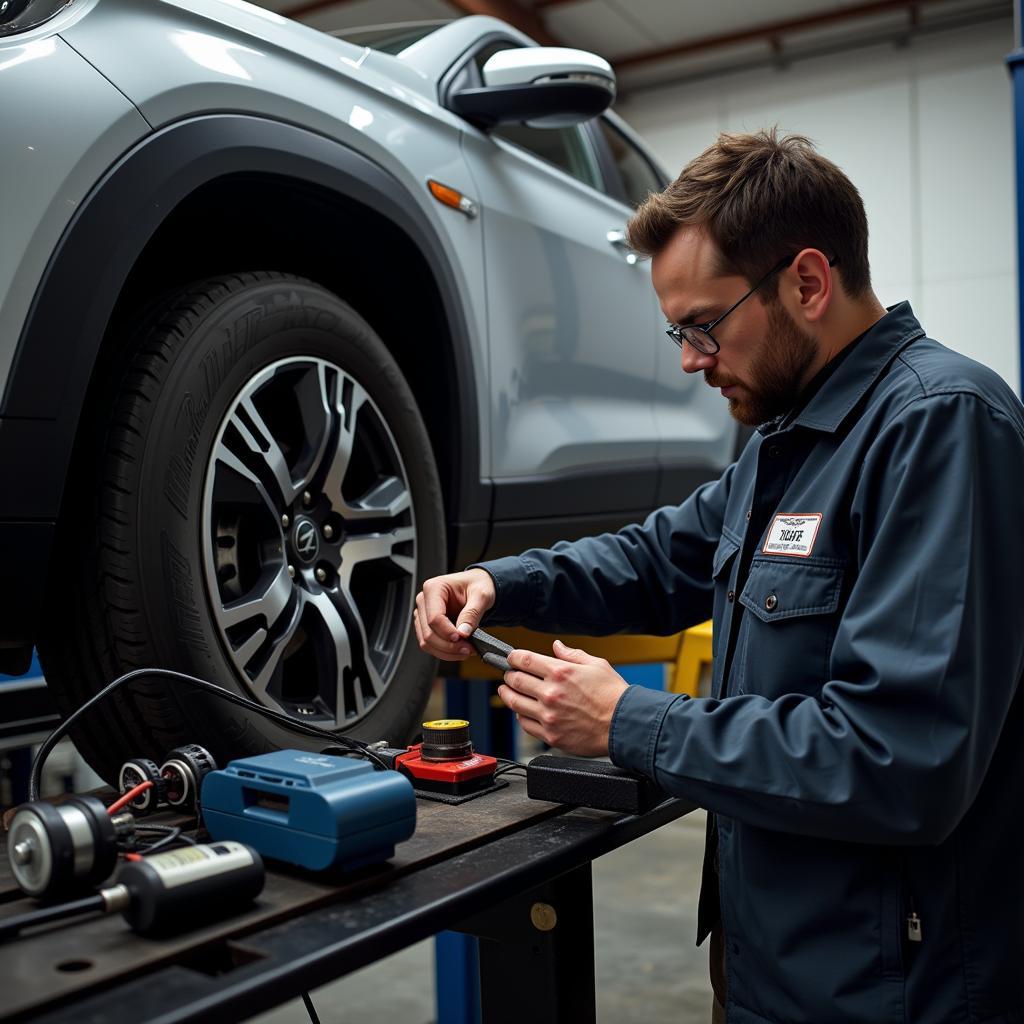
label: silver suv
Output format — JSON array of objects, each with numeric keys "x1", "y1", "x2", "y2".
[{"x1": 0, "y1": 0, "x2": 737, "y2": 777}]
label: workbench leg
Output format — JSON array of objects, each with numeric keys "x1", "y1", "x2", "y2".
[
  {"x1": 453, "y1": 863, "x2": 596, "y2": 1024},
  {"x1": 435, "y1": 931, "x2": 481, "y2": 1024}
]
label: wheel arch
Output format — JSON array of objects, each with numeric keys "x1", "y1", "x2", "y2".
[{"x1": 1, "y1": 116, "x2": 489, "y2": 597}]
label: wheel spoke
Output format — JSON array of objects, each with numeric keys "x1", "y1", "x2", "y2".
[
  {"x1": 291, "y1": 363, "x2": 333, "y2": 497},
  {"x1": 335, "y1": 584, "x2": 387, "y2": 708},
  {"x1": 213, "y1": 446, "x2": 280, "y2": 521},
  {"x1": 303, "y1": 591, "x2": 361, "y2": 720},
  {"x1": 339, "y1": 525, "x2": 416, "y2": 593},
  {"x1": 229, "y1": 395, "x2": 296, "y2": 508},
  {"x1": 338, "y1": 476, "x2": 411, "y2": 522},
  {"x1": 321, "y1": 376, "x2": 370, "y2": 510},
  {"x1": 219, "y1": 561, "x2": 294, "y2": 632},
  {"x1": 248, "y1": 595, "x2": 304, "y2": 697}
]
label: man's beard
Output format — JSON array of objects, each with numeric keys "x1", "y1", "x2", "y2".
[{"x1": 706, "y1": 301, "x2": 818, "y2": 426}]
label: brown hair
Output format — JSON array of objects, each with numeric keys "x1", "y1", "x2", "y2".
[{"x1": 626, "y1": 129, "x2": 871, "y2": 298}]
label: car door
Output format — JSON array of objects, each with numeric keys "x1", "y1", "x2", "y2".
[
  {"x1": 453, "y1": 46, "x2": 661, "y2": 527},
  {"x1": 591, "y1": 116, "x2": 739, "y2": 506}
]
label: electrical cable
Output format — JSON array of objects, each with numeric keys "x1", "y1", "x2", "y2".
[
  {"x1": 0, "y1": 893, "x2": 105, "y2": 942},
  {"x1": 301, "y1": 992, "x2": 322, "y2": 1024},
  {"x1": 29, "y1": 667, "x2": 388, "y2": 799},
  {"x1": 106, "y1": 780, "x2": 153, "y2": 815},
  {"x1": 139, "y1": 827, "x2": 183, "y2": 855}
]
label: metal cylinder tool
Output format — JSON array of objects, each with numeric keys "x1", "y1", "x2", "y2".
[
  {"x1": 0, "y1": 841, "x2": 264, "y2": 941},
  {"x1": 7, "y1": 796, "x2": 134, "y2": 900}
]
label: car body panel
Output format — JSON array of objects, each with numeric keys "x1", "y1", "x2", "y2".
[
  {"x1": 460, "y1": 127, "x2": 659, "y2": 482},
  {"x1": 0, "y1": 29, "x2": 149, "y2": 398}
]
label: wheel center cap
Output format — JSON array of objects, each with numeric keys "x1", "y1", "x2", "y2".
[{"x1": 292, "y1": 516, "x2": 320, "y2": 564}]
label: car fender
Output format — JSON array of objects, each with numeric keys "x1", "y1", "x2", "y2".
[{"x1": 0, "y1": 114, "x2": 488, "y2": 525}]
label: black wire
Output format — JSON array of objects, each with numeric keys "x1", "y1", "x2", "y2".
[
  {"x1": 301, "y1": 992, "x2": 322, "y2": 1024},
  {"x1": 29, "y1": 667, "x2": 388, "y2": 799},
  {"x1": 140, "y1": 827, "x2": 183, "y2": 855},
  {"x1": 0, "y1": 894, "x2": 106, "y2": 943},
  {"x1": 495, "y1": 757, "x2": 526, "y2": 770}
]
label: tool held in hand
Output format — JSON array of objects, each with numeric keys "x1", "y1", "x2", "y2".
[
  {"x1": 469, "y1": 627, "x2": 515, "y2": 673},
  {"x1": 0, "y1": 841, "x2": 264, "y2": 942}
]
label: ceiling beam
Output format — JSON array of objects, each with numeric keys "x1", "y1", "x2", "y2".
[
  {"x1": 444, "y1": 0, "x2": 563, "y2": 45},
  {"x1": 613, "y1": 0, "x2": 948, "y2": 72}
]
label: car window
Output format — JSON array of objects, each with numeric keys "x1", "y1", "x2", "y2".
[
  {"x1": 333, "y1": 22, "x2": 449, "y2": 53},
  {"x1": 596, "y1": 119, "x2": 664, "y2": 208},
  {"x1": 470, "y1": 41, "x2": 603, "y2": 191},
  {"x1": 492, "y1": 123, "x2": 602, "y2": 190}
]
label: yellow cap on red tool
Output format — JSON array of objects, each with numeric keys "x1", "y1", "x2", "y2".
[{"x1": 421, "y1": 720, "x2": 473, "y2": 762}]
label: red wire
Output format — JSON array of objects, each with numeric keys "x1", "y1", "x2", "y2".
[{"x1": 107, "y1": 779, "x2": 153, "y2": 815}]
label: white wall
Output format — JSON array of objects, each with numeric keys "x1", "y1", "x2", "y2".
[{"x1": 618, "y1": 19, "x2": 1020, "y2": 394}]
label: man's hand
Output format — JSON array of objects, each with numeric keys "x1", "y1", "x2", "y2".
[
  {"x1": 498, "y1": 640, "x2": 629, "y2": 757},
  {"x1": 414, "y1": 568, "x2": 497, "y2": 661}
]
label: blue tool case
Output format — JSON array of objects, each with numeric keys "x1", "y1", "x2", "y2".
[{"x1": 201, "y1": 750, "x2": 416, "y2": 871}]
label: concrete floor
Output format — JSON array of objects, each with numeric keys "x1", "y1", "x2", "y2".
[{"x1": 250, "y1": 807, "x2": 712, "y2": 1024}]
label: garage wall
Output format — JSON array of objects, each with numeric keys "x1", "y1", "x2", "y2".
[{"x1": 617, "y1": 18, "x2": 1019, "y2": 394}]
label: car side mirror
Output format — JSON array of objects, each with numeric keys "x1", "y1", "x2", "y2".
[{"x1": 449, "y1": 46, "x2": 616, "y2": 129}]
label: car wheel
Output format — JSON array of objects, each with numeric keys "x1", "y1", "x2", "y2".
[{"x1": 39, "y1": 272, "x2": 445, "y2": 780}]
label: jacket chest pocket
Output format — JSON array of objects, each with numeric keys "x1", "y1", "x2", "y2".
[{"x1": 736, "y1": 557, "x2": 845, "y2": 698}]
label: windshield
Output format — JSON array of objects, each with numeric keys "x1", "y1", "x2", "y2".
[{"x1": 330, "y1": 20, "x2": 450, "y2": 55}]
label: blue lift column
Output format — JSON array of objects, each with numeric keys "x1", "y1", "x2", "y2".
[{"x1": 1010, "y1": 0, "x2": 1024, "y2": 394}]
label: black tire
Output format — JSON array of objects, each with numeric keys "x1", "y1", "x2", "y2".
[{"x1": 38, "y1": 272, "x2": 445, "y2": 781}]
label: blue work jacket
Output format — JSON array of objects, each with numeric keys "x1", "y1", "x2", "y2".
[{"x1": 477, "y1": 304, "x2": 1024, "y2": 1023}]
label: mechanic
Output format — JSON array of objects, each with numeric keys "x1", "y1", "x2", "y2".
[{"x1": 413, "y1": 130, "x2": 1024, "y2": 1023}]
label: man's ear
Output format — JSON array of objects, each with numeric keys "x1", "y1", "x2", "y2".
[{"x1": 785, "y1": 248, "x2": 832, "y2": 324}]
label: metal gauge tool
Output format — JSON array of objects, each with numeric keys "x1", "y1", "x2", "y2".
[{"x1": 469, "y1": 628, "x2": 515, "y2": 673}]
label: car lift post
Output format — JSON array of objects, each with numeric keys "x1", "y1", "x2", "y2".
[{"x1": 1010, "y1": 0, "x2": 1024, "y2": 398}]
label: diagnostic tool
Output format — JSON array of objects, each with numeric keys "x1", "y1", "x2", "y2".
[
  {"x1": 201, "y1": 750, "x2": 416, "y2": 871},
  {"x1": 469, "y1": 628, "x2": 515, "y2": 673}
]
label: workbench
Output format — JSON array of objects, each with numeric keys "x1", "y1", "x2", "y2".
[{"x1": 0, "y1": 776, "x2": 694, "y2": 1024}]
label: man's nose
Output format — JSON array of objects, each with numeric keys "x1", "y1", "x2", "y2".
[{"x1": 681, "y1": 341, "x2": 716, "y2": 375}]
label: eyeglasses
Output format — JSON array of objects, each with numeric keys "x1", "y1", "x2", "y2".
[{"x1": 665, "y1": 253, "x2": 834, "y2": 355}]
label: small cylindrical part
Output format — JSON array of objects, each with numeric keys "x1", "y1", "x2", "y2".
[
  {"x1": 12, "y1": 840, "x2": 33, "y2": 866},
  {"x1": 160, "y1": 745, "x2": 217, "y2": 809},
  {"x1": 118, "y1": 842, "x2": 264, "y2": 935},
  {"x1": 7, "y1": 796, "x2": 117, "y2": 899},
  {"x1": 118, "y1": 758, "x2": 166, "y2": 814},
  {"x1": 420, "y1": 719, "x2": 473, "y2": 762}
]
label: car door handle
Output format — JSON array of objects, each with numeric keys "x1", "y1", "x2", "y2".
[{"x1": 606, "y1": 229, "x2": 639, "y2": 265}]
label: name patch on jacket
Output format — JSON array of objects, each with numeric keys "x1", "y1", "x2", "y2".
[{"x1": 763, "y1": 513, "x2": 822, "y2": 557}]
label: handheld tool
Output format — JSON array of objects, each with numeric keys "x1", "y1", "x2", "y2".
[{"x1": 469, "y1": 628, "x2": 515, "y2": 673}]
